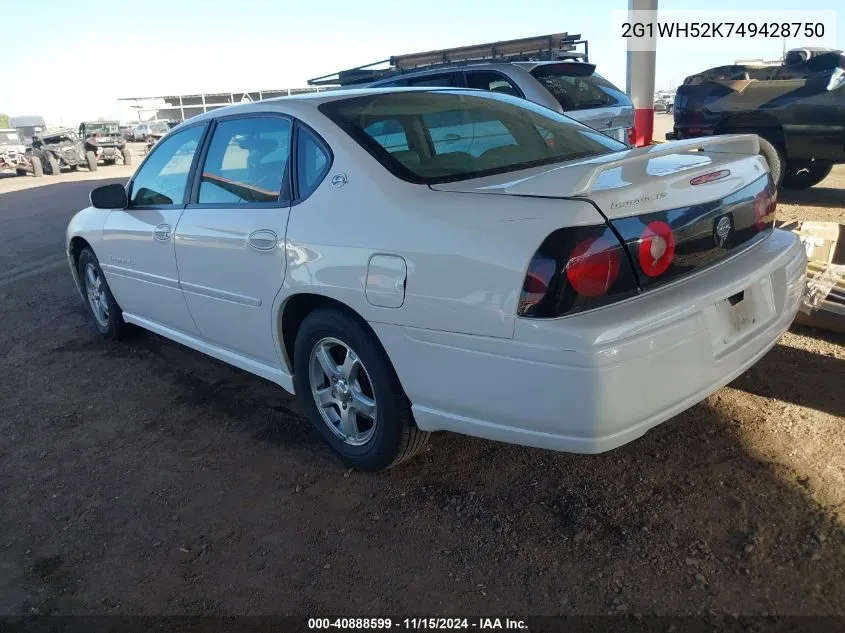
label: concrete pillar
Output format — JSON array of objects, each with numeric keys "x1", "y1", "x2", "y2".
[{"x1": 625, "y1": 0, "x2": 657, "y2": 146}]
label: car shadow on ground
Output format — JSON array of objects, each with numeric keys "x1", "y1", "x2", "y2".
[
  {"x1": 779, "y1": 186, "x2": 845, "y2": 210},
  {"x1": 1, "y1": 282, "x2": 841, "y2": 615},
  {"x1": 729, "y1": 329, "x2": 845, "y2": 419}
]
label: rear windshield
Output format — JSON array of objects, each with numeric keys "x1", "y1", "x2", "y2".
[
  {"x1": 319, "y1": 90, "x2": 626, "y2": 184},
  {"x1": 531, "y1": 66, "x2": 630, "y2": 111}
]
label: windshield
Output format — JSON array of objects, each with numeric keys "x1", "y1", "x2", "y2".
[
  {"x1": 319, "y1": 90, "x2": 626, "y2": 184},
  {"x1": 531, "y1": 67, "x2": 630, "y2": 111},
  {"x1": 0, "y1": 131, "x2": 20, "y2": 144},
  {"x1": 86, "y1": 122, "x2": 120, "y2": 134}
]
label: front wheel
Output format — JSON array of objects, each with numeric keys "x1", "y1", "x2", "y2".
[
  {"x1": 293, "y1": 308, "x2": 429, "y2": 471},
  {"x1": 122, "y1": 148, "x2": 132, "y2": 165},
  {"x1": 77, "y1": 248, "x2": 128, "y2": 339},
  {"x1": 782, "y1": 162, "x2": 833, "y2": 190},
  {"x1": 85, "y1": 150, "x2": 98, "y2": 171}
]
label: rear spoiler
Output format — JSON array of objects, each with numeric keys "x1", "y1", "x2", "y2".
[
  {"x1": 563, "y1": 134, "x2": 762, "y2": 197},
  {"x1": 438, "y1": 134, "x2": 764, "y2": 198}
]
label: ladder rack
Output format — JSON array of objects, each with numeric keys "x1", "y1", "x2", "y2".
[{"x1": 307, "y1": 33, "x2": 588, "y2": 87}]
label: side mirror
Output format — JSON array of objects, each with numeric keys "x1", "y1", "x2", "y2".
[{"x1": 90, "y1": 183, "x2": 128, "y2": 210}]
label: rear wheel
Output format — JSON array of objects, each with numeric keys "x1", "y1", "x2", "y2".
[
  {"x1": 30, "y1": 155, "x2": 43, "y2": 177},
  {"x1": 293, "y1": 308, "x2": 429, "y2": 471},
  {"x1": 77, "y1": 247, "x2": 127, "y2": 339},
  {"x1": 122, "y1": 148, "x2": 132, "y2": 165},
  {"x1": 782, "y1": 162, "x2": 833, "y2": 190},
  {"x1": 85, "y1": 150, "x2": 98, "y2": 171},
  {"x1": 46, "y1": 153, "x2": 60, "y2": 176}
]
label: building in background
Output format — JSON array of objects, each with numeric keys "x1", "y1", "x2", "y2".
[{"x1": 117, "y1": 87, "x2": 328, "y2": 124}]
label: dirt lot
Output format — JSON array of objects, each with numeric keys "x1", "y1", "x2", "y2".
[{"x1": 0, "y1": 135, "x2": 843, "y2": 616}]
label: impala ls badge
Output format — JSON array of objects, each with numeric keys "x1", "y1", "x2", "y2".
[{"x1": 713, "y1": 214, "x2": 733, "y2": 248}]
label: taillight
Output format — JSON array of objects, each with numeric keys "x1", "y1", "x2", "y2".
[
  {"x1": 566, "y1": 237, "x2": 622, "y2": 297},
  {"x1": 754, "y1": 182, "x2": 777, "y2": 231},
  {"x1": 518, "y1": 226, "x2": 638, "y2": 318},
  {"x1": 637, "y1": 220, "x2": 676, "y2": 277}
]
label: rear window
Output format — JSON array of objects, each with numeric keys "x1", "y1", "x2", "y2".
[
  {"x1": 319, "y1": 91, "x2": 625, "y2": 184},
  {"x1": 531, "y1": 65, "x2": 630, "y2": 111}
]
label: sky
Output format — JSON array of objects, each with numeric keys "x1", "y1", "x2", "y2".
[{"x1": 2, "y1": 0, "x2": 842, "y2": 125}]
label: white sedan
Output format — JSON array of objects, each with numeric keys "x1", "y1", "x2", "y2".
[{"x1": 66, "y1": 88, "x2": 806, "y2": 471}]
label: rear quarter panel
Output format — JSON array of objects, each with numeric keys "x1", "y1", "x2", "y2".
[{"x1": 280, "y1": 108, "x2": 606, "y2": 339}]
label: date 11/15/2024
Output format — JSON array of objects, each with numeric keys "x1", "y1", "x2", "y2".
[{"x1": 308, "y1": 618, "x2": 528, "y2": 630}]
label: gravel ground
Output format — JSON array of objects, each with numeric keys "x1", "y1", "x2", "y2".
[{"x1": 0, "y1": 134, "x2": 842, "y2": 616}]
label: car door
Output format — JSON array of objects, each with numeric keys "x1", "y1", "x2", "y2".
[
  {"x1": 172, "y1": 113, "x2": 296, "y2": 367},
  {"x1": 99, "y1": 123, "x2": 207, "y2": 335}
]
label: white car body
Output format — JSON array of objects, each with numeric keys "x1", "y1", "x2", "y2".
[{"x1": 66, "y1": 88, "x2": 805, "y2": 464}]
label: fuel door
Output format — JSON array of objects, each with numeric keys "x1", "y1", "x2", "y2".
[{"x1": 365, "y1": 254, "x2": 407, "y2": 309}]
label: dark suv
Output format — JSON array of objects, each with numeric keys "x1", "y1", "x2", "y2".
[{"x1": 670, "y1": 47, "x2": 845, "y2": 189}]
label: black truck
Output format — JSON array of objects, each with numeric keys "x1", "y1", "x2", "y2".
[{"x1": 670, "y1": 47, "x2": 845, "y2": 189}]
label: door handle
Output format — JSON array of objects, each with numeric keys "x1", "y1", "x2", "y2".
[
  {"x1": 248, "y1": 229, "x2": 278, "y2": 251},
  {"x1": 153, "y1": 224, "x2": 172, "y2": 241}
]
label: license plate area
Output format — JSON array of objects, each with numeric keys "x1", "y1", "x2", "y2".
[{"x1": 704, "y1": 276, "x2": 776, "y2": 357}]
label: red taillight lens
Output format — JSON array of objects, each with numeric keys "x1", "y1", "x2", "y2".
[
  {"x1": 637, "y1": 220, "x2": 676, "y2": 277},
  {"x1": 565, "y1": 237, "x2": 622, "y2": 297},
  {"x1": 754, "y1": 185, "x2": 777, "y2": 231},
  {"x1": 517, "y1": 226, "x2": 638, "y2": 318}
]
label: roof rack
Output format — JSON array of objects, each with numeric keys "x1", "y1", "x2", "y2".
[{"x1": 307, "y1": 32, "x2": 588, "y2": 87}]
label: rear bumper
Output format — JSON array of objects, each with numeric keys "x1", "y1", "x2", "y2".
[{"x1": 375, "y1": 229, "x2": 806, "y2": 453}]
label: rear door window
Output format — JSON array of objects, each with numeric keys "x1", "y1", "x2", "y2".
[
  {"x1": 198, "y1": 116, "x2": 292, "y2": 205},
  {"x1": 406, "y1": 73, "x2": 459, "y2": 87},
  {"x1": 465, "y1": 71, "x2": 523, "y2": 98}
]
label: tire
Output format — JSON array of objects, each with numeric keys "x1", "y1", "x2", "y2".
[
  {"x1": 781, "y1": 162, "x2": 833, "y2": 190},
  {"x1": 46, "y1": 153, "x2": 60, "y2": 176},
  {"x1": 122, "y1": 148, "x2": 132, "y2": 165},
  {"x1": 85, "y1": 150, "x2": 98, "y2": 171},
  {"x1": 31, "y1": 155, "x2": 43, "y2": 177},
  {"x1": 77, "y1": 247, "x2": 128, "y2": 339},
  {"x1": 720, "y1": 128, "x2": 784, "y2": 186},
  {"x1": 103, "y1": 158, "x2": 116, "y2": 166},
  {"x1": 293, "y1": 307, "x2": 429, "y2": 471}
]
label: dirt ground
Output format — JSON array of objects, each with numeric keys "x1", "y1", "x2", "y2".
[{"x1": 0, "y1": 133, "x2": 842, "y2": 616}]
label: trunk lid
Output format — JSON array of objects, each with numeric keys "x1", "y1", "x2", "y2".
[{"x1": 431, "y1": 134, "x2": 777, "y2": 289}]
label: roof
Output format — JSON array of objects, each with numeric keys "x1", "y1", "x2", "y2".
[
  {"x1": 167, "y1": 87, "x2": 503, "y2": 131},
  {"x1": 9, "y1": 115, "x2": 46, "y2": 127}
]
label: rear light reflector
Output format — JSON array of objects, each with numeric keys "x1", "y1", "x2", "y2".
[{"x1": 637, "y1": 221, "x2": 676, "y2": 277}]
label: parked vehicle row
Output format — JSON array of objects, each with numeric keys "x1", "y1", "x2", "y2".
[{"x1": 67, "y1": 87, "x2": 804, "y2": 472}]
